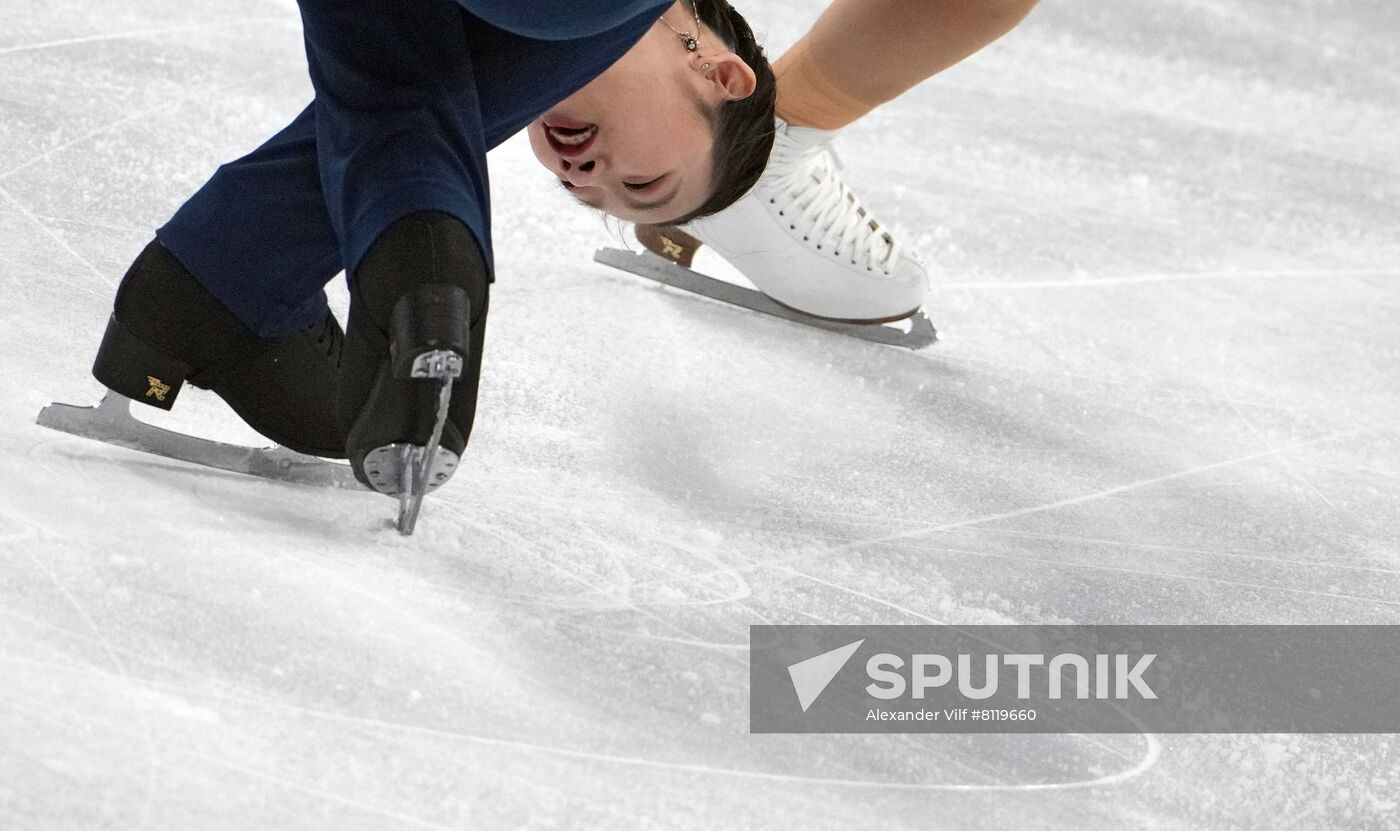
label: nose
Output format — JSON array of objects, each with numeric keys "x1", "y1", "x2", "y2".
[{"x1": 560, "y1": 157, "x2": 602, "y2": 186}]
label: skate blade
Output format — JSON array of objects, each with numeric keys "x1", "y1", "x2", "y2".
[
  {"x1": 36, "y1": 391, "x2": 359, "y2": 489},
  {"x1": 361, "y1": 442, "x2": 459, "y2": 535},
  {"x1": 593, "y1": 247, "x2": 938, "y2": 350},
  {"x1": 360, "y1": 443, "x2": 458, "y2": 497}
]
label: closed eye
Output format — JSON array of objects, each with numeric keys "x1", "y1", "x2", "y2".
[
  {"x1": 558, "y1": 178, "x2": 660, "y2": 194},
  {"x1": 556, "y1": 175, "x2": 681, "y2": 217}
]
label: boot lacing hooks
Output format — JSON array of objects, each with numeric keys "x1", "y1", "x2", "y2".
[{"x1": 768, "y1": 140, "x2": 903, "y2": 276}]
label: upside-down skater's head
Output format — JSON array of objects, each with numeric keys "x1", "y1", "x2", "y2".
[{"x1": 527, "y1": 0, "x2": 776, "y2": 225}]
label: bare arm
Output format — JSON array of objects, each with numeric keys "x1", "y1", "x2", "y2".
[{"x1": 777, "y1": 0, "x2": 1041, "y2": 113}]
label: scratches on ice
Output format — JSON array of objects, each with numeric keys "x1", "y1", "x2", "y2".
[
  {"x1": 0, "y1": 184, "x2": 113, "y2": 292},
  {"x1": 940, "y1": 266, "x2": 1398, "y2": 291},
  {"x1": 822, "y1": 428, "x2": 1374, "y2": 556},
  {"x1": 0, "y1": 18, "x2": 289, "y2": 57}
]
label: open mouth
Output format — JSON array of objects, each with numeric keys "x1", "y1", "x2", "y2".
[{"x1": 544, "y1": 123, "x2": 598, "y2": 157}]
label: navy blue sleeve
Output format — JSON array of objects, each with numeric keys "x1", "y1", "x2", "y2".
[{"x1": 456, "y1": 0, "x2": 668, "y2": 41}]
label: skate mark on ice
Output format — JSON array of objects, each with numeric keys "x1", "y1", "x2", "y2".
[
  {"x1": 0, "y1": 185, "x2": 112, "y2": 290},
  {"x1": 498, "y1": 505, "x2": 795, "y2": 653},
  {"x1": 4, "y1": 698, "x2": 459, "y2": 831},
  {"x1": 14, "y1": 546, "x2": 161, "y2": 828},
  {"x1": 550, "y1": 623, "x2": 751, "y2": 652},
  {"x1": 935, "y1": 77, "x2": 1400, "y2": 176},
  {"x1": 0, "y1": 17, "x2": 289, "y2": 57},
  {"x1": 0, "y1": 73, "x2": 140, "y2": 95},
  {"x1": 809, "y1": 527, "x2": 1400, "y2": 602},
  {"x1": 541, "y1": 541, "x2": 781, "y2": 652},
  {"x1": 1307, "y1": 463, "x2": 1400, "y2": 485},
  {"x1": 430, "y1": 510, "x2": 702, "y2": 609},
  {"x1": 974, "y1": 528, "x2": 1400, "y2": 576},
  {"x1": 578, "y1": 520, "x2": 754, "y2": 609},
  {"x1": 753, "y1": 501, "x2": 1400, "y2": 607},
  {"x1": 0, "y1": 508, "x2": 39, "y2": 545},
  {"x1": 26, "y1": 213, "x2": 151, "y2": 236},
  {"x1": 550, "y1": 527, "x2": 775, "y2": 653},
  {"x1": 15, "y1": 658, "x2": 1166, "y2": 793},
  {"x1": 450, "y1": 493, "x2": 753, "y2": 611},
  {"x1": 0, "y1": 607, "x2": 190, "y2": 678},
  {"x1": 433, "y1": 514, "x2": 752, "y2": 666},
  {"x1": 970, "y1": 290, "x2": 1078, "y2": 373},
  {"x1": 6, "y1": 606, "x2": 1159, "y2": 796},
  {"x1": 541, "y1": 579, "x2": 750, "y2": 668},
  {"x1": 272, "y1": 675, "x2": 1168, "y2": 792},
  {"x1": 1, "y1": 654, "x2": 1153, "y2": 809},
  {"x1": 592, "y1": 489, "x2": 1400, "y2": 615},
  {"x1": 208, "y1": 511, "x2": 511, "y2": 669},
  {"x1": 0, "y1": 68, "x2": 283, "y2": 183},
  {"x1": 940, "y1": 266, "x2": 1398, "y2": 291},
  {"x1": 913, "y1": 348, "x2": 1374, "y2": 441},
  {"x1": 730, "y1": 517, "x2": 1400, "y2": 588},
  {"x1": 848, "y1": 541, "x2": 1400, "y2": 608},
  {"x1": 821, "y1": 429, "x2": 1372, "y2": 556},
  {"x1": 534, "y1": 511, "x2": 1400, "y2": 618},
  {"x1": 0, "y1": 110, "x2": 150, "y2": 181},
  {"x1": 785, "y1": 566, "x2": 1163, "y2": 785},
  {"x1": 1225, "y1": 399, "x2": 1378, "y2": 537}
]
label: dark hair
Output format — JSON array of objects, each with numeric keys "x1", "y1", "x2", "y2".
[{"x1": 666, "y1": 0, "x2": 776, "y2": 225}]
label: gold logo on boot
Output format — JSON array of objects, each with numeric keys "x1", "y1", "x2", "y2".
[
  {"x1": 145, "y1": 376, "x2": 171, "y2": 402},
  {"x1": 658, "y1": 235, "x2": 685, "y2": 262}
]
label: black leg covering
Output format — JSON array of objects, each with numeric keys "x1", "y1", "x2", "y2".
[
  {"x1": 93, "y1": 240, "x2": 347, "y2": 457},
  {"x1": 338, "y1": 211, "x2": 490, "y2": 485}
]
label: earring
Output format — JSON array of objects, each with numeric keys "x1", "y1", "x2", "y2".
[{"x1": 701, "y1": 63, "x2": 711, "y2": 70}]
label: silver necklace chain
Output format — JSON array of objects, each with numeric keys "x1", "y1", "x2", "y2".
[{"x1": 660, "y1": 1, "x2": 703, "y2": 52}]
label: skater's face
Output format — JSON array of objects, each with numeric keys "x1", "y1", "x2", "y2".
[{"x1": 527, "y1": 5, "x2": 758, "y2": 225}]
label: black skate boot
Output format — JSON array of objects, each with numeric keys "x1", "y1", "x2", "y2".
[
  {"x1": 338, "y1": 211, "x2": 489, "y2": 533},
  {"x1": 91, "y1": 239, "x2": 348, "y2": 458}
]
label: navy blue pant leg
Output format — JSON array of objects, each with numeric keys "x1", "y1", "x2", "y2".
[
  {"x1": 156, "y1": 104, "x2": 342, "y2": 338},
  {"x1": 458, "y1": 0, "x2": 674, "y2": 41},
  {"x1": 299, "y1": 0, "x2": 493, "y2": 287},
  {"x1": 158, "y1": 0, "x2": 668, "y2": 339}
]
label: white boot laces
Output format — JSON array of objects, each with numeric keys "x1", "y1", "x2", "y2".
[{"x1": 767, "y1": 136, "x2": 902, "y2": 276}]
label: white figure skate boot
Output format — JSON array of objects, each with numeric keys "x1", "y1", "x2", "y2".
[{"x1": 637, "y1": 117, "x2": 929, "y2": 323}]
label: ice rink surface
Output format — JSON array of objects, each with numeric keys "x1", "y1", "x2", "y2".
[{"x1": 3, "y1": 0, "x2": 1398, "y2": 828}]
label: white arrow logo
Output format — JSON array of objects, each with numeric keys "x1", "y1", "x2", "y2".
[{"x1": 787, "y1": 639, "x2": 865, "y2": 712}]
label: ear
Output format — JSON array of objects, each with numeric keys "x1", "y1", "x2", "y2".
[{"x1": 701, "y1": 52, "x2": 757, "y2": 101}]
